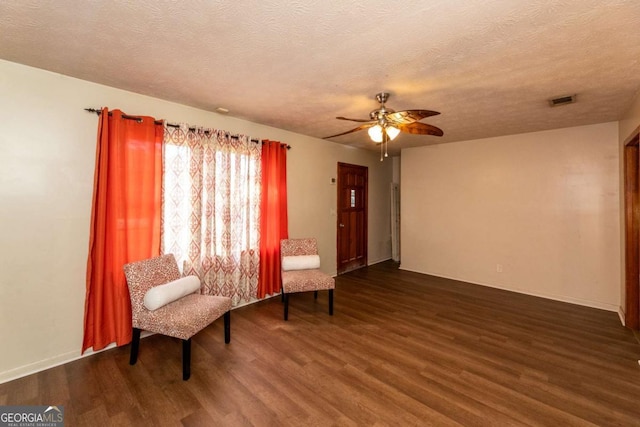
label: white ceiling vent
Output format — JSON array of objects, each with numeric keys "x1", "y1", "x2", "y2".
[{"x1": 549, "y1": 94, "x2": 577, "y2": 107}]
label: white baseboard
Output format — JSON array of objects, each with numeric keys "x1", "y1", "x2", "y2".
[
  {"x1": 368, "y1": 257, "x2": 392, "y2": 266},
  {"x1": 398, "y1": 266, "x2": 619, "y2": 313},
  {"x1": 330, "y1": 257, "x2": 391, "y2": 277},
  {"x1": 1, "y1": 344, "x2": 113, "y2": 385},
  {"x1": 7, "y1": 263, "x2": 617, "y2": 384},
  {"x1": 0, "y1": 331, "x2": 152, "y2": 385},
  {"x1": 618, "y1": 307, "x2": 626, "y2": 326},
  {"x1": 0, "y1": 298, "x2": 265, "y2": 385}
]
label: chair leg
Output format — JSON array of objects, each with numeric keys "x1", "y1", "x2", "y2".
[
  {"x1": 329, "y1": 289, "x2": 334, "y2": 316},
  {"x1": 284, "y1": 293, "x2": 289, "y2": 321},
  {"x1": 314, "y1": 290, "x2": 318, "y2": 299},
  {"x1": 224, "y1": 311, "x2": 231, "y2": 344},
  {"x1": 130, "y1": 328, "x2": 141, "y2": 365},
  {"x1": 182, "y1": 338, "x2": 191, "y2": 381}
]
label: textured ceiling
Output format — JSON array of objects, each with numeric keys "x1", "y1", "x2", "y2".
[{"x1": 2, "y1": 1, "x2": 640, "y2": 154}]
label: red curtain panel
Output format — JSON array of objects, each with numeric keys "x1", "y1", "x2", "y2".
[
  {"x1": 82, "y1": 108, "x2": 163, "y2": 353},
  {"x1": 258, "y1": 140, "x2": 288, "y2": 298}
]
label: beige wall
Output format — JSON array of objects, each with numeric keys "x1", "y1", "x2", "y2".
[
  {"x1": 287, "y1": 139, "x2": 393, "y2": 269},
  {"x1": 619, "y1": 92, "x2": 640, "y2": 146},
  {"x1": 401, "y1": 123, "x2": 620, "y2": 311},
  {"x1": 0, "y1": 59, "x2": 392, "y2": 382},
  {"x1": 618, "y1": 90, "x2": 640, "y2": 322}
]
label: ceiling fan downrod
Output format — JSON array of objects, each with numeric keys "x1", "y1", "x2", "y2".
[{"x1": 371, "y1": 92, "x2": 392, "y2": 120}]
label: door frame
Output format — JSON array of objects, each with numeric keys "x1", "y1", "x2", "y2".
[
  {"x1": 336, "y1": 162, "x2": 368, "y2": 274},
  {"x1": 624, "y1": 126, "x2": 640, "y2": 330}
]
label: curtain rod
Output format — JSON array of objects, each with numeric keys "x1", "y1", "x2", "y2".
[{"x1": 84, "y1": 108, "x2": 290, "y2": 149}]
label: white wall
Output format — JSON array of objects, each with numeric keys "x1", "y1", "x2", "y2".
[
  {"x1": 401, "y1": 123, "x2": 620, "y2": 311},
  {"x1": 0, "y1": 59, "x2": 392, "y2": 383}
]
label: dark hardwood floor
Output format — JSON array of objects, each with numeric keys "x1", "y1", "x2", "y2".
[{"x1": 2, "y1": 261, "x2": 640, "y2": 426}]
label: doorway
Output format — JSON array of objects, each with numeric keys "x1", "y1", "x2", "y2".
[
  {"x1": 624, "y1": 128, "x2": 640, "y2": 330},
  {"x1": 337, "y1": 162, "x2": 368, "y2": 274},
  {"x1": 390, "y1": 183, "x2": 400, "y2": 262}
]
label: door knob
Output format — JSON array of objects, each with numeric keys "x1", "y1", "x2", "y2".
[{"x1": 339, "y1": 223, "x2": 345, "y2": 228}]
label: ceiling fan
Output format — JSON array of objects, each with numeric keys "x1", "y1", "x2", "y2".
[{"x1": 324, "y1": 92, "x2": 444, "y2": 143}]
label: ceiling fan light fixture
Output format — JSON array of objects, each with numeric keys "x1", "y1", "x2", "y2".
[
  {"x1": 386, "y1": 125, "x2": 400, "y2": 140},
  {"x1": 368, "y1": 125, "x2": 384, "y2": 142},
  {"x1": 368, "y1": 124, "x2": 400, "y2": 143}
]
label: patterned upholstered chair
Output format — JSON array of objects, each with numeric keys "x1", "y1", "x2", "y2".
[
  {"x1": 280, "y1": 238, "x2": 335, "y2": 321},
  {"x1": 123, "y1": 254, "x2": 232, "y2": 380}
]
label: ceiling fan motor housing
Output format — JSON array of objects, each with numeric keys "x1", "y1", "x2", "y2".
[{"x1": 371, "y1": 109, "x2": 395, "y2": 126}]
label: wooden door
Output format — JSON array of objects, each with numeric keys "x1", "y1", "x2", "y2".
[
  {"x1": 337, "y1": 163, "x2": 368, "y2": 274},
  {"x1": 624, "y1": 129, "x2": 640, "y2": 330}
]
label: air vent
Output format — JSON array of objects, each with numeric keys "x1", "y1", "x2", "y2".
[{"x1": 548, "y1": 94, "x2": 576, "y2": 107}]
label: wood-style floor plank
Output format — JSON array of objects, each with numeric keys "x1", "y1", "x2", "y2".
[{"x1": 1, "y1": 261, "x2": 639, "y2": 426}]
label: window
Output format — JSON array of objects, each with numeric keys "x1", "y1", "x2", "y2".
[{"x1": 162, "y1": 127, "x2": 261, "y2": 305}]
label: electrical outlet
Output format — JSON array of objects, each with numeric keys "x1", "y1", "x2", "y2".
[{"x1": 496, "y1": 264, "x2": 503, "y2": 273}]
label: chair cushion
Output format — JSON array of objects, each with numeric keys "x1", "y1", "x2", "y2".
[
  {"x1": 282, "y1": 269, "x2": 335, "y2": 294},
  {"x1": 124, "y1": 254, "x2": 182, "y2": 317},
  {"x1": 282, "y1": 255, "x2": 321, "y2": 271},
  {"x1": 143, "y1": 275, "x2": 201, "y2": 311},
  {"x1": 281, "y1": 238, "x2": 318, "y2": 257},
  {"x1": 134, "y1": 294, "x2": 232, "y2": 340}
]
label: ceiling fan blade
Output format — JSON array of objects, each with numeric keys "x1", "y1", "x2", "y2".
[
  {"x1": 336, "y1": 116, "x2": 373, "y2": 123},
  {"x1": 397, "y1": 122, "x2": 444, "y2": 137},
  {"x1": 324, "y1": 122, "x2": 375, "y2": 139},
  {"x1": 387, "y1": 109, "x2": 440, "y2": 125}
]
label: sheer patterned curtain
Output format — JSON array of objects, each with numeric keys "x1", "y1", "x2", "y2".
[{"x1": 162, "y1": 125, "x2": 261, "y2": 306}]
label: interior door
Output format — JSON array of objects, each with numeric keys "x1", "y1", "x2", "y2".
[
  {"x1": 624, "y1": 130, "x2": 640, "y2": 330},
  {"x1": 337, "y1": 162, "x2": 368, "y2": 274}
]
